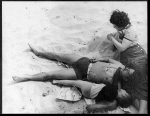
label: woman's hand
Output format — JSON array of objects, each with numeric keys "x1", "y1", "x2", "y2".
[
  {"x1": 118, "y1": 89, "x2": 129, "y2": 97},
  {"x1": 107, "y1": 33, "x2": 114, "y2": 41},
  {"x1": 90, "y1": 57, "x2": 104, "y2": 63},
  {"x1": 90, "y1": 57, "x2": 98, "y2": 63}
]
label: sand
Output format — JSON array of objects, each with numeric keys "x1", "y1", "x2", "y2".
[{"x1": 2, "y1": 1, "x2": 147, "y2": 114}]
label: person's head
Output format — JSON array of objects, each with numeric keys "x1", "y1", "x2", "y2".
[
  {"x1": 116, "y1": 89, "x2": 132, "y2": 108},
  {"x1": 120, "y1": 66, "x2": 135, "y2": 81},
  {"x1": 95, "y1": 83, "x2": 118, "y2": 103},
  {"x1": 110, "y1": 9, "x2": 131, "y2": 31},
  {"x1": 112, "y1": 67, "x2": 134, "y2": 85}
]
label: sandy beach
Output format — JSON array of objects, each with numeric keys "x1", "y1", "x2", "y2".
[{"x1": 2, "y1": 1, "x2": 147, "y2": 114}]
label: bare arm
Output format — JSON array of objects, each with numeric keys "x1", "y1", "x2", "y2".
[
  {"x1": 129, "y1": 99, "x2": 147, "y2": 114},
  {"x1": 53, "y1": 80, "x2": 92, "y2": 98},
  {"x1": 107, "y1": 32, "x2": 117, "y2": 38},
  {"x1": 90, "y1": 56, "x2": 120, "y2": 64},
  {"x1": 53, "y1": 80, "x2": 91, "y2": 88},
  {"x1": 128, "y1": 105, "x2": 139, "y2": 114},
  {"x1": 86, "y1": 100, "x2": 117, "y2": 113},
  {"x1": 111, "y1": 36, "x2": 132, "y2": 52},
  {"x1": 99, "y1": 57, "x2": 121, "y2": 64},
  {"x1": 138, "y1": 100, "x2": 147, "y2": 114}
]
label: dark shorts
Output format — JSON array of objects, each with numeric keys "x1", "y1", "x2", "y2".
[
  {"x1": 120, "y1": 44, "x2": 147, "y2": 68},
  {"x1": 72, "y1": 57, "x2": 90, "y2": 80}
]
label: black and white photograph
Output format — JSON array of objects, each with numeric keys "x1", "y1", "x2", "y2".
[{"x1": 2, "y1": 1, "x2": 147, "y2": 114}]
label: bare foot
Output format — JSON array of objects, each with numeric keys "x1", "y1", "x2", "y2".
[{"x1": 12, "y1": 76, "x2": 29, "y2": 82}]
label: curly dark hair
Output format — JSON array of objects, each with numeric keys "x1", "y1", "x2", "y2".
[
  {"x1": 110, "y1": 9, "x2": 131, "y2": 28},
  {"x1": 95, "y1": 83, "x2": 118, "y2": 103}
]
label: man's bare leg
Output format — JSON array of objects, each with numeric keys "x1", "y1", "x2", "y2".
[
  {"x1": 28, "y1": 44, "x2": 82, "y2": 65},
  {"x1": 12, "y1": 68, "x2": 77, "y2": 82}
]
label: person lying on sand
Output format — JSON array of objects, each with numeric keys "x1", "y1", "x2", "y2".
[{"x1": 13, "y1": 44, "x2": 134, "y2": 85}]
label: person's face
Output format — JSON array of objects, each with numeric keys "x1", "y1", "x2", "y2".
[
  {"x1": 120, "y1": 67, "x2": 135, "y2": 81},
  {"x1": 118, "y1": 89, "x2": 130, "y2": 98},
  {"x1": 113, "y1": 24, "x2": 123, "y2": 31}
]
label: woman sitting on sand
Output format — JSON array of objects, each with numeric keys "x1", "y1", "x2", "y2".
[{"x1": 107, "y1": 9, "x2": 147, "y2": 71}]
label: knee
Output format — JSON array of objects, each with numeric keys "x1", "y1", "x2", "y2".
[
  {"x1": 55, "y1": 53, "x2": 62, "y2": 61},
  {"x1": 49, "y1": 72, "x2": 62, "y2": 80},
  {"x1": 42, "y1": 72, "x2": 50, "y2": 81},
  {"x1": 37, "y1": 72, "x2": 51, "y2": 81}
]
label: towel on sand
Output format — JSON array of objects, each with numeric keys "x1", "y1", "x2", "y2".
[{"x1": 56, "y1": 86, "x2": 82, "y2": 101}]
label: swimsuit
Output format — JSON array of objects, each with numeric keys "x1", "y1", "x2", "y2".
[
  {"x1": 72, "y1": 57, "x2": 90, "y2": 80},
  {"x1": 90, "y1": 83, "x2": 106, "y2": 99},
  {"x1": 72, "y1": 57, "x2": 121, "y2": 83},
  {"x1": 87, "y1": 63, "x2": 100, "y2": 82}
]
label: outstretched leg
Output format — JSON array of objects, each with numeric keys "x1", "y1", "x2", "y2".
[
  {"x1": 12, "y1": 68, "x2": 77, "y2": 82},
  {"x1": 29, "y1": 44, "x2": 82, "y2": 65}
]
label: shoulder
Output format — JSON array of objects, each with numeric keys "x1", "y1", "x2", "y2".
[
  {"x1": 124, "y1": 27, "x2": 138, "y2": 39},
  {"x1": 124, "y1": 27, "x2": 135, "y2": 34}
]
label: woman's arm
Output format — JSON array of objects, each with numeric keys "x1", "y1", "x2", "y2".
[
  {"x1": 128, "y1": 105, "x2": 139, "y2": 114},
  {"x1": 107, "y1": 32, "x2": 117, "y2": 38},
  {"x1": 111, "y1": 37, "x2": 132, "y2": 52},
  {"x1": 53, "y1": 80, "x2": 92, "y2": 98},
  {"x1": 86, "y1": 100, "x2": 117, "y2": 113}
]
